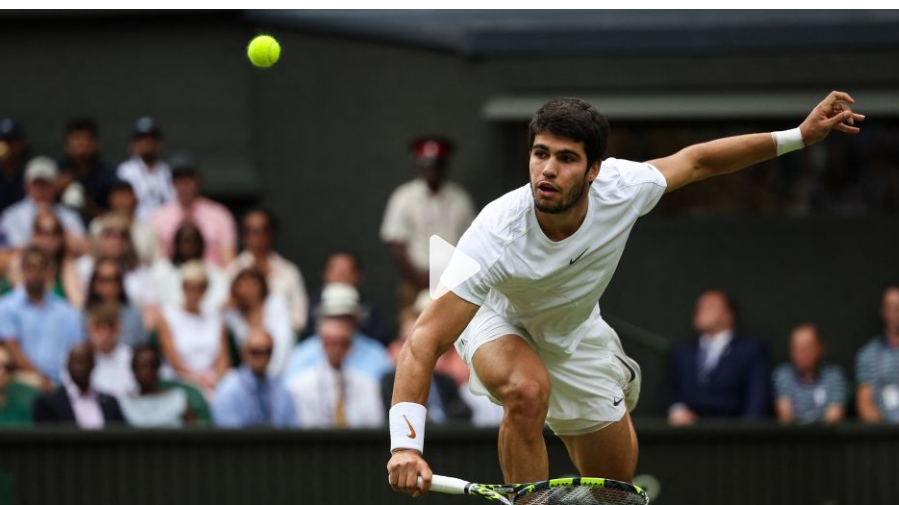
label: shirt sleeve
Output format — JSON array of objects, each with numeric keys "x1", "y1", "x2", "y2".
[
  {"x1": 0, "y1": 300, "x2": 20, "y2": 341},
  {"x1": 448, "y1": 215, "x2": 503, "y2": 307},
  {"x1": 825, "y1": 366, "x2": 849, "y2": 406},
  {"x1": 855, "y1": 342, "x2": 876, "y2": 386},
  {"x1": 606, "y1": 158, "x2": 668, "y2": 217},
  {"x1": 772, "y1": 364, "x2": 793, "y2": 400},
  {"x1": 380, "y1": 187, "x2": 410, "y2": 243}
]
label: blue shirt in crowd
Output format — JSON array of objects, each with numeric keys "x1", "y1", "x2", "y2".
[
  {"x1": 856, "y1": 336, "x2": 899, "y2": 422},
  {"x1": 212, "y1": 366, "x2": 297, "y2": 428},
  {"x1": 0, "y1": 288, "x2": 85, "y2": 382},
  {"x1": 282, "y1": 331, "x2": 391, "y2": 383}
]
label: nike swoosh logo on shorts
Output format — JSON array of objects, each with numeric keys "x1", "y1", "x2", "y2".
[
  {"x1": 403, "y1": 415, "x2": 416, "y2": 439},
  {"x1": 613, "y1": 396, "x2": 624, "y2": 406},
  {"x1": 569, "y1": 248, "x2": 589, "y2": 265}
]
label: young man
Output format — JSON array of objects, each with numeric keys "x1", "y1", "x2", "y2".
[{"x1": 388, "y1": 91, "x2": 864, "y2": 496}]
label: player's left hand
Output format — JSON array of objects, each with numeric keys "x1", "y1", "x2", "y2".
[{"x1": 800, "y1": 90, "x2": 865, "y2": 146}]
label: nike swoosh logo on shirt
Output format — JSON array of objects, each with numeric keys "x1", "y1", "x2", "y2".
[
  {"x1": 569, "y1": 248, "x2": 589, "y2": 265},
  {"x1": 613, "y1": 397, "x2": 624, "y2": 406},
  {"x1": 403, "y1": 415, "x2": 416, "y2": 439}
]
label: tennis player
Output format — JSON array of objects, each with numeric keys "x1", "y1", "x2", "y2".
[{"x1": 388, "y1": 91, "x2": 864, "y2": 497}]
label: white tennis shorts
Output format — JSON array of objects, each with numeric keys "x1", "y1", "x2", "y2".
[{"x1": 454, "y1": 305, "x2": 641, "y2": 436}]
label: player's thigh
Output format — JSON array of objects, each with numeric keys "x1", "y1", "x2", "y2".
[
  {"x1": 558, "y1": 411, "x2": 638, "y2": 482},
  {"x1": 471, "y1": 335, "x2": 550, "y2": 409}
]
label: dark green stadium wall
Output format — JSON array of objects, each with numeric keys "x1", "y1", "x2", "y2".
[{"x1": 1, "y1": 13, "x2": 897, "y2": 415}]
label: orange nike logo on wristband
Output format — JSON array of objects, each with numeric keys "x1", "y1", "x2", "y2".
[{"x1": 403, "y1": 415, "x2": 417, "y2": 438}]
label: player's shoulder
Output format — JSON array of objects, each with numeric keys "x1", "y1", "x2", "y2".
[
  {"x1": 596, "y1": 157, "x2": 667, "y2": 188},
  {"x1": 470, "y1": 185, "x2": 532, "y2": 241}
]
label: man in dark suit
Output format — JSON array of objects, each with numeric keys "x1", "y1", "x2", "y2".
[
  {"x1": 668, "y1": 290, "x2": 771, "y2": 425},
  {"x1": 33, "y1": 343, "x2": 125, "y2": 428}
]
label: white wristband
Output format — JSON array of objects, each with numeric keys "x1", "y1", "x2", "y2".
[
  {"x1": 771, "y1": 127, "x2": 804, "y2": 156},
  {"x1": 389, "y1": 402, "x2": 427, "y2": 454}
]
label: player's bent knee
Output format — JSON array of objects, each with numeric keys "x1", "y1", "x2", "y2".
[{"x1": 500, "y1": 376, "x2": 550, "y2": 422}]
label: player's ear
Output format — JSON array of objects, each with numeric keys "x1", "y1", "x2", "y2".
[{"x1": 586, "y1": 160, "x2": 601, "y2": 182}]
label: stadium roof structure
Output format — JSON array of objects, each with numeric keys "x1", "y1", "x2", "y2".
[{"x1": 246, "y1": 9, "x2": 899, "y2": 58}]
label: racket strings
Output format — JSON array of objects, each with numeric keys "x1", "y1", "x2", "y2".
[{"x1": 514, "y1": 485, "x2": 648, "y2": 505}]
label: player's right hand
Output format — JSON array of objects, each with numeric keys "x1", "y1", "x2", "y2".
[{"x1": 387, "y1": 449, "x2": 432, "y2": 498}]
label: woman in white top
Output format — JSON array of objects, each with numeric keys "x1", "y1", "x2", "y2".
[
  {"x1": 223, "y1": 267, "x2": 293, "y2": 376},
  {"x1": 157, "y1": 261, "x2": 230, "y2": 395},
  {"x1": 151, "y1": 221, "x2": 228, "y2": 313}
]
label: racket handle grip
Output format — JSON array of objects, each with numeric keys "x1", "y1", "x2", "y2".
[{"x1": 419, "y1": 474, "x2": 469, "y2": 495}]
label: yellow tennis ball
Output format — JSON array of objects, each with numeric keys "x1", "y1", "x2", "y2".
[{"x1": 247, "y1": 35, "x2": 281, "y2": 68}]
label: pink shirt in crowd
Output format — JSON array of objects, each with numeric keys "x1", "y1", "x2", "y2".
[{"x1": 150, "y1": 197, "x2": 237, "y2": 268}]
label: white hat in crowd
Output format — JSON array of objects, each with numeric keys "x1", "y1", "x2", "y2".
[
  {"x1": 24, "y1": 156, "x2": 59, "y2": 183},
  {"x1": 320, "y1": 283, "x2": 360, "y2": 317}
]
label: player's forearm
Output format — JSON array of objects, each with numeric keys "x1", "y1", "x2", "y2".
[
  {"x1": 391, "y1": 332, "x2": 444, "y2": 405},
  {"x1": 683, "y1": 132, "x2": 777, "y2": 183}
]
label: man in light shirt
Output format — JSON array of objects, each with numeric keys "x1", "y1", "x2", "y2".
[
  {"x1": 668, "y1": 290, "x2": 771, "y2": 425},
  {"x1": 288, "y1": 316, "x2": 383, "y2": 428},
  {"x1": 380, "y1": 136, "x2": 475, "y2": 308},
  {"x1": 116, "y1": 117, "x2": 173, "y2": 221},
  {"x1": 33, "y1": 343, "x2": 125, "y2": 428},
  {"x1": 87, "y1": 303, "x2": 138, "y2": 398}
]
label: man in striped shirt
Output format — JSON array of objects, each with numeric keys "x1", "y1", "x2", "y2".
[
  {"x1": 856, "y1": 285, "x2": 899, "y2": 423},
  {"x1": 773, "y1": 324, "x2": 847, "y2": 424}
]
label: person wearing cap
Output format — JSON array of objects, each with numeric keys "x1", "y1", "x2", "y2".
[
  {"x1": 0, "y1": 156, "x2": 86, "y2": 249},
  {"x1": 0, "y1": 118, "x2": 28, "y2": 214},
  {"x1": 56, "y1": 117, "x2": 117, "y2": 224},
  {"x1": 380, "y1": 136, "x2": 476, "y2": 309},
  {"x1": 282, "y1": 282, "x2": 391, "y2": 383},
  {"x1": 116, "y1": 117, "x2": 174, "y2": 221},
  {"x1": 287, "y1": 315, "x2": 384, "y2": 428},
  {"x1": 149, "y1": 152, "x2": 237, "y2": 268}
]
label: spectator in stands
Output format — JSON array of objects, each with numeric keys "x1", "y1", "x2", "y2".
[
  {"x1": 0, "y1": 118, "x2": 27, "y2": 214},
  {"x1": 668, "y1": 290, "x2": 771, "y2": 425},
  {"x1": 305, "y1": 251, "x2": 386, "y2": 344},
  {"x1": 0, "y1": 156, "x2": 86, "y2": 249},
  {"x1": 151, "y1": 221, "x2": 228, "y2": 313},
  {"x1": 213, "y1": 329, "x2": 296, "y2": 428},
  {"x1": 380, "y1": 136, "x2": 476, "y2": 308},
  {"x1": 56, "y1": 118, "x2": 116, "y2": 224},
  {"x1": 288, "y1": 316, "x2": 383, "y2": 428},
  {"x1": 3, "y1": 211, "x2": 83, "y2": 306},
  {"x1": 157, "y1": 261, "x2": 230, "y2": 394},
  {"x1": 0, "y1": 247, "x2": 84, "y2": 389},
  {"x1": 773, "y1": 324, "x2": 847, "y2": 424},
  {"x1": 33, "y1": 343, "x2": 125, "y2": 428},
  {"x1": 227, "y1": 208, "x2": 308, "y2": 333},
  {"x1": 118, "y1": 344, "x2": 209, "y2": 427},
  {"x1": 856, "y1": 285, "x2": 899, "y2": 423},
  {"x1": 381, "y1": 308, "x2": 472, "y2": 423},
  {"x1": 223, "y1": 267, "x2": 293, "y2": 376},
  {"x1": 77, "y1": 213, "x2": 159, "y2": 326},
  {"x1": 283, "y1": 283, "x2": 390, "y2": 382},
  {"x1": 93, "y1": 179, "x2": 159, "y2": 265},
  {"x1": 0, "y1": 344, "x2": 39, "y2": 426},
  {"x1": 116, "y1": 117, "x2": 173, "y2": 221},
  {"x1": 150, "y1": 153, "x2": 236, "y2": 268},
  {"x1": 87, "y1": 303, "x2": 138, "y2": 398},
  {"x1": 85, "y1": 257, "x2": 147, "y2": 347}
]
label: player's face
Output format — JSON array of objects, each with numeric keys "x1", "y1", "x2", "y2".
[{"x1": 529, "y1": 133, "x2": 599, "y2": 215}]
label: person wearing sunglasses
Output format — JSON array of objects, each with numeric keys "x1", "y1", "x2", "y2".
[{"x1": 212, "y1": 329, "x2": 296, "y2": 428}]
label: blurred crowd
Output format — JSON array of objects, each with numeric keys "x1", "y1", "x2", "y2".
[
  {"x1": 0, "y1": 117, "x2": 500, "y2": 429},
  {"x1": 667, "y1": 286, "x2": 899, "y2": 426},
  {"x1": 1, "y1": 115, "x2": 897, "y2": 430}
]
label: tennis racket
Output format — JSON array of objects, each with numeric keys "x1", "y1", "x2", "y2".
[{"x1": 416, "y1": 474, "x2": 650, "y2": 504}]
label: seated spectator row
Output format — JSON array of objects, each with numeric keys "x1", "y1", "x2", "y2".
[{"x1": 668, "y1": 286, "x2": 899, "y2": 425}]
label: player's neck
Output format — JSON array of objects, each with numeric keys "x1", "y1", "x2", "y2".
[{"x1": 535, "y1": 199, "x2": 588, "y2": 242}]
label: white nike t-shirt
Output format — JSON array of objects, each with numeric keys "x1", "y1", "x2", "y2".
[{"x1": 451, "y1": 157, "x2": 667, "y2": 355}]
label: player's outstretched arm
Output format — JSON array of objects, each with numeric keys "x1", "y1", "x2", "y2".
[
  {"x1": 387, "y1": 290, "x2": 479, "y2": 498},
  {"x1": 650, "y1": 91, "x2": 866, "y2": 193}
]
